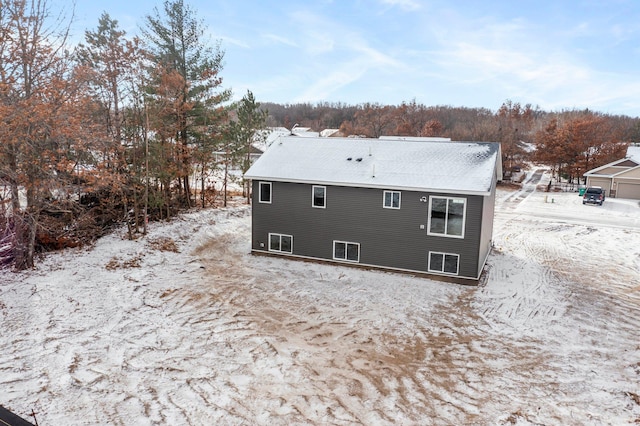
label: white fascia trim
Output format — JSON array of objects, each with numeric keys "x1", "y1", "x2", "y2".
[
  {"x1": 613, "y1": 176, "x2": 640, "y2": 182},
  {"x1": 584, "y1": 158, "x2": 639, "y2": 175},
  {"x1": 244, "y1": 177, "x2": 491, "y2": 197},
  {"x1": 612, "y1": 165, "x2": 640, "y2": 179},
  {"x1": 586, "y1": 166, "x2": 640, "y2": 178}
]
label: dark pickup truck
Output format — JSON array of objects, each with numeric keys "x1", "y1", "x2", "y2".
[{"x1": 583, "y1": 186, "x2": 605, "y2": 205}]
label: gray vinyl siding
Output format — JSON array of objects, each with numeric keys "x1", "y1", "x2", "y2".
[
  {"x1": 251, "y1": 181, "x2": 487, "y2": 279},
  {"x1": 477, "y1": 177, "x2": 497, "y2": 277}
]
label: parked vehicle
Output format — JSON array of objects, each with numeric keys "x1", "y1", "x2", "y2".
[{"x1": 583, "y1": 186, "x2": 605, "y2": 205}]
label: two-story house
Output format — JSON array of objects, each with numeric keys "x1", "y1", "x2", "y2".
[{"x1": 244, "y1": 136, "x2": 502, "y2": 281}]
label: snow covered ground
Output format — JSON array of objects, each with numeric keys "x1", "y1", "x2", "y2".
[{"x1": 1, "y1": 170, "x2": 639, "y2": 425}]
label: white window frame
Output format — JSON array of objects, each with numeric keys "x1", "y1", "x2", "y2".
[
  {"x1": 268, "y1": 233, "x2": 293, "y2": 254},
  {"x1": 333, "y1": 240, "x2": 360, "y2": 262},
  {"x1": 312, "y1": 185, "x2": 326, "y2": 208},
  {"x1": 427, "y1": 196, "x2": 466, "y2": 239},
  {"x1": 383, "y1": 190, "x2": 401, "y2": 209},
  {"x1": 258, "y1": 182, "x2": 272, "y2": 204},
  {"x1": 428, "y1": 251, "x2": 460, "y2": 275}
]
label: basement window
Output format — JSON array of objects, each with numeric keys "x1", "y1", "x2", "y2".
[
  {"x1": 269, "y1": 233, "x2": 292, "y2": 254},
  {"x1": 428, "y1": 252, "x2": 459, "y2": 275},
  {"x1": 333, "y1": 241, "x2": 360, "y2": 262}
]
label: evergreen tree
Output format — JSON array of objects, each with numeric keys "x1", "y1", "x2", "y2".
[
  {"x1": 77, "y1": 13, "x2": 147, "y2": 237},
  {"x1": 227, "y1": 90, "x2": 268, "y2": 204},
  {"x1": 142, "y1": 0, "x2": 229, "y2": 208}
]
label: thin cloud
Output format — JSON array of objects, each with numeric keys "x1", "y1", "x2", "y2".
[
  {"x1": 286, "y1": 16, "x2": 404, "y2": 101},
  {"x1": 380, "y1": 0, "x2": 422, "y2": 11},
  {"x1": 287, "y1": 10, "x2": 337, "y2": 55},
  {"x1": 351, "y1": 41, "x2": 403, "y2": 68},
  {"x1": 262, "y1": 33, "x2": 298, "y2": 47},
  {"x1": 541, "y1": 72, "x2": 640, "y2": 114},
  {"x1": 216, "y1": 34, "x2": 250, "y2": 49},
  {"x1": 430, "y1": 36, "x2": 640, "y2": 114},
  {"x1": 295, "y1": 41, "x2": 404, "y2": 102},
  {"x1": 304, "y1": 30, "x2": 336, "y2": 55},
  {"x1": 296, "y1": 64, "x2": 367, "y2": 102},
  {"x1": 421, "y1": 11, "x2": 633, "y2": 111}
]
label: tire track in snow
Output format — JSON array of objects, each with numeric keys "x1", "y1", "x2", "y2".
[
  {"x1": 475, "y1": 214, "x2": 640, "y2": 423},
  {"x1": 179, "y1": 229, "x2": 474, "y2": 424},
  {"x1": 2, "y1": 203, "x2": 639, "y2": 424},
  {"x1": 186, "y1": 224, "x2": 573, "y2": 424}
]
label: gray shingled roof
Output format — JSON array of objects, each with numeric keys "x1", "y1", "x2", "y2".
[{"x1": 245, "y1": 136, "x2": 501, "y2": 195}]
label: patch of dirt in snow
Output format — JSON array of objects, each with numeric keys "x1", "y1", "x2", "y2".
[{"x1": 1, "y1": 191, "x2": 640, "y2": 425}]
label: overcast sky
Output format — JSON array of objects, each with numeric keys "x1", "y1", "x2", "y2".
[{"x1": 67, "y1": 0, "x2": 640, "y2": 116}]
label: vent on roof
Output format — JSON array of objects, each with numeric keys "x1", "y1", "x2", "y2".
[
  {"x1": 347, "y1": 157, "x2": 352, "y2": 161},
  {"x1": 356, "y1": 157, "x2": 362, "y2": 162}
]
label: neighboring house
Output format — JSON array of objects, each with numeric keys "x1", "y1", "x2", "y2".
[
  {"x1": 244, "y1": 136, "x2": 502, "y2": 281},
  {"x1": 583, "y1": 146, "x2": 640, "y2": 199},
  {"x1": 262, "y1": 127, "x2": 291, "y2": 150},
  {"x1": 212, "y1": 142, "x2": 264, "y2": 166},
  {"x1": 262, "y1": 127, "x2": 326, "y2": 150},
  {"x1": 320, "y1": 128, "x2": 344, "y2": 138},
  {"x1": 212, "y1": 127, "x2": 282, "y2": 166},
  {"x1": 291, "y1": 127, "x2": 320, "y2": 138}
]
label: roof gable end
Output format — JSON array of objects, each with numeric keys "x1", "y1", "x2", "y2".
[{"x1": 585, "y1": 156, "x2": 640, "y2": 176}]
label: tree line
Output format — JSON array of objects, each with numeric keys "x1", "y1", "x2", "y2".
[
  {"x1": 0, "y1": 0, "x2": 266, "y2": 269},
  {"x1": 263, "y1": 99, "x2": 639, "y2": 183}
]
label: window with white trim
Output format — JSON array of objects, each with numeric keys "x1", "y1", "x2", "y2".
[
  {"x1": 383, "y1": 190, "x2": 401, "y2": 209},
  {"x1": 269, "y1": 233, "x2": 292, "y2": 254},
  {"x1": 259, "y1": 182, "x2": 272, "y2": 204},
  {"x1": 428, "y1": 252, "x2": 459, "y2": 275},
  {"x1": 312, "y1": 185, "x2": 326, "y2": 208},
  {"x1": 333, "y1": 241, "x2": 360, "y2": 262},
  {"x1": 428, "y1": 196, "x2": 466, "y2": 238}
]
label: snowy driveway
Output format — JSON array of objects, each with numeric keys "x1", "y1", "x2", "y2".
[{"x1": 1, "y1": 179, "x2": 639, "y2": 425}]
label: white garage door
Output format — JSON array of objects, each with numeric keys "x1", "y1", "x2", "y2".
[
  {"x1": 587, "y1": 178, "x2": 611, "y2": 195},
  {"x1": 617, "y1": 183, "x2": 640, "y2": 200}
]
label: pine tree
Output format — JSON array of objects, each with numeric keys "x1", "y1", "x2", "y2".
[
  {"x1": 227, "y1": 90, "x2": 268, "y2": 204},
  {"x1": 142, "y1": 0, "x2": 229, "y2": 208}
]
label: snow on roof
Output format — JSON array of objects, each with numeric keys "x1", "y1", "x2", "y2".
[
  {"x1": 320, "y1": 128, "x2": 342, "y2": 137},
  {"x1": 585, "y1": 145, "x2": 640, "y2": 176},
  {"x1": 263, "y1": 127, "x2": 291, "y2": 149},
  {"x1": 292, "y1": 130, "x2": 320, "y2": 137},
  {"x1": 379, "y1": 136, "x2": 452, "y2": 142},
  {"x1": 245, "y1": 136, "x2": 500, "y2": 195},
  {"x1": 627, "y1": 145, "x2": 640, "y2": 163}
]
